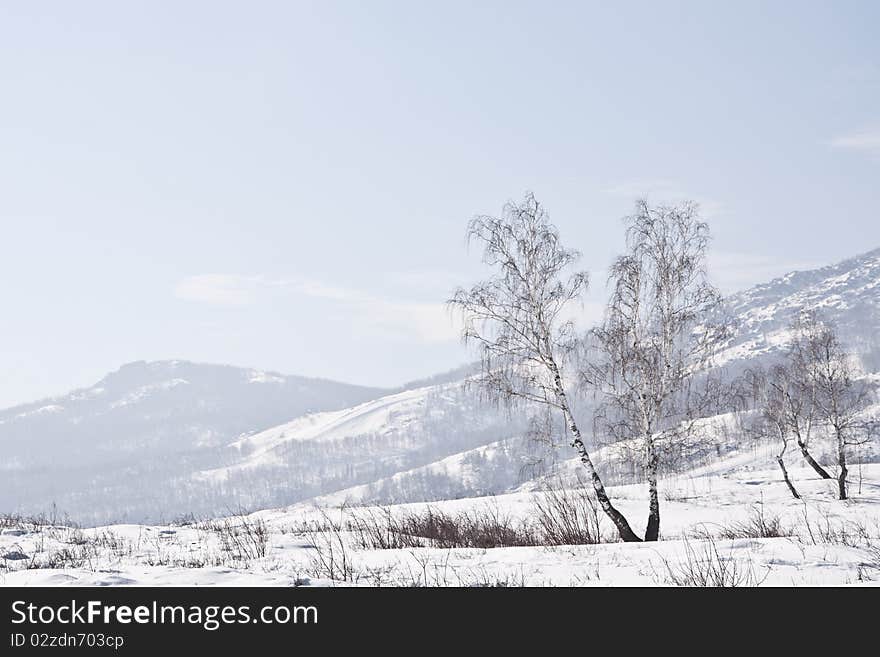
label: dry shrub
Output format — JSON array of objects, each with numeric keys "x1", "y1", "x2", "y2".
[
  {"x1": 204, "y1": 515, "x2": 269, "y2": 561},
  {"x1": 657, "y1": 535, "x2": 767, "y2": 587},
  {"x1": 305, "y1": 508, "x2": 360, "y2": 582},
  {"x1": 352, "y1": 504, "x2": 534, "y2": 550},
  {"x1": 350, "y1": 484, "x2": 608, "y2": 551},
  {"x1": 797, "y1": 506, "x2": 878, "y2": 548},
  {"x1": 717, "y1": 502, "x2": 789, "y2": 540},
  {"x1": 532, "y1": 481, "x2": 605, "y2": 545}
]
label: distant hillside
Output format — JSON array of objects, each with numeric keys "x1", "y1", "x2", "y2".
[{"x1": 0, "y1": 360, "x2": 388, "y2": 523}]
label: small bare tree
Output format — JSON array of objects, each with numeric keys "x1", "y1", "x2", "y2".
[
  {"x1": 782, "y1": 316, "x2": 833, "y2": 481},
  {"x1": 449, "y1": 192, "x2": 641, "y2": 542},
  {"x1": 742, "y1": 365, "x2": 802, "y2": 499},
  {"x1": 584, "y1": 200, "x2": 726, "y2": 541},
  {"x1": 791, "y1": 313, "x2": 871, "y2": 500}
]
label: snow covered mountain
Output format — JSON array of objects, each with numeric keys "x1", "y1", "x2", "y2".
[
  {"x1": 1, "y1": 248, "x2": 878, "y2": 525},
  {"x1": 717, "y1": 247, "x2": 880, "y2": 371},
  {"x1": 0, "y1": 361, "x2": 388, "y2": 523}
]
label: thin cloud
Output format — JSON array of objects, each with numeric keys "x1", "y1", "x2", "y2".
[
  {"x1": 296, "y1": 282, "x2": 460, "y2": 343},
  {"x1": 363, "y1": 301, "x2": 459, "y2": 343},
  {"x1": 173, "y1": 274, "x2": 275, "y2": 306},
  {"x1": 829, "y1": 129, "x2": 880, "y2": 153},
  {"x1": 173, "y1": 274, "x2": 461, "y2": 343}
]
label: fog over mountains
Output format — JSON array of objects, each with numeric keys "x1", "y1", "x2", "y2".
[{"x1": 2, "y1": 248, "x2": 879, "y2": 525}]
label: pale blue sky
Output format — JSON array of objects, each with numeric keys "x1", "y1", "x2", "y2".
[{"x1": 1, "y1": 1, "x2": 878, "y2": 407}]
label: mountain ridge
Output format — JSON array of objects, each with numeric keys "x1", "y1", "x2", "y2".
[{"x1": 1, "y1": 247, "x2": 879, "y2": 523}]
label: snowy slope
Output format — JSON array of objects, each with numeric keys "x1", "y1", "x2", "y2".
[
  {"x1": 310, "y1": 436, "x2": 538, "y2": 507},
  {"x1": 189, "y1": 380, "x2": 524, "y2": 516},
  {"x1": 200, "y1": 385, "x2": 516, "y2": 480},
  {"x1": 219, "y1": 386, "x2": 444, "y2": 470}
]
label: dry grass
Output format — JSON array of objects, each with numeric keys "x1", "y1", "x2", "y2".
[{"x1": 655, "y1": 535, "x2": 768, "y2": 587}]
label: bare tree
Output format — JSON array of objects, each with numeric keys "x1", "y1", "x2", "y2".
[
  {"x1": 790, "y1": 314, "x2": 871, "y2": 500},
  {"x1": 742, "y1": 365, "x2": 802, "y2": 499},
  {"x1": 584, "y1": 200, "x2": 726, "y2": 541},
  {"x1": 448, "y1": 192, "x2": 641, "y2": 542},
  {"x1": 778, "y1": 317, "x2": 833, "y2": 481}
]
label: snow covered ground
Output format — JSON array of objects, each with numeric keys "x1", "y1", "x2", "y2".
[{"x1": 2, "y1": 450, "x2": 878, "y2": 587}]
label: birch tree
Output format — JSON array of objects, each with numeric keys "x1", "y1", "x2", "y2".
[
  {"x1": 779, "y1": 316, "x2": 833, "y2": 481},
  {"x1": 449, "y1": 192, "x2": 641, "y2": 542},
  {"x1": 584, "y1": 200, "x2": 726, "y2": 541},
  {"x1": 791, "y1": 314, "x2": 870, "y2": 500},
  {"x1": 743, "y1": 365, "x2": 803, "y2": 499}
]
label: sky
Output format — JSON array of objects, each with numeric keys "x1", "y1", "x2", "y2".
[{"x1": 0, "y1": 1, "x2": 878, "y2": 407}]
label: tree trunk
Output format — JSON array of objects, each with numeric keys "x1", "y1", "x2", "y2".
[
  {"x1": 557, "y1": 399, "x2": 641, "y2": 543},
  {"x1": 796, "y1": 440, "x2": 832, "y2": 480},
  {"x1": 547, "y1": 358, "x2": 640, "y2": 543},
  {"x1": 837, "y1": 432, "x2": 848, "y2": 501},
  {"x1": 644, "y1": 439, "x2": 660, "y2": 541},
  {"x1": 776, "y1": 456, "x2": 800, "y2": 500}
]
